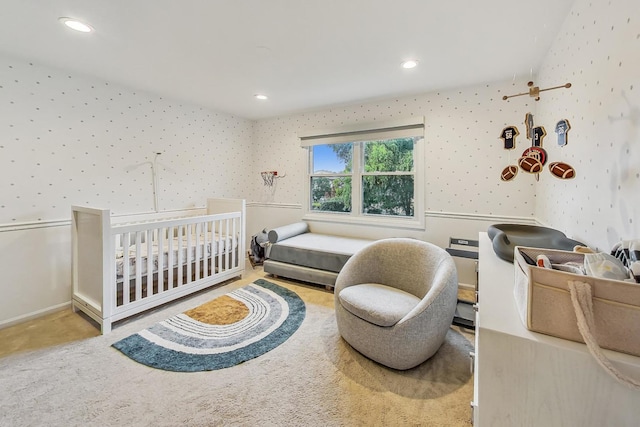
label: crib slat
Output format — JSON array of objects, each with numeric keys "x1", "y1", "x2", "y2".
[
  {"x1": 203, "y1": 221, "x2": 209, "y2": 277},
  {"x1": 232, "y1": 217, "x2": 237, "y2": 269},
  {"x1": 187, "y1": 224, "x2": 192, "y2": 283},
  {"x1": 167, "y1": 226, "x2": 174, "y2": 289},
  {"x1": 121, "y1": 232, "x2": 130, "y2": 306},
  {"x1": 177, "y1": 225, "x2": 184, "y2": 287},
  {"x1": 216, "y1": 220, "x2": 223, "y2": 273},
  {"x1": 209, "y1": 220, "x2": 214, "y2": 274},
  {"x1": 222, "y1": 218, "x2": 228, "y2": 270},
  {"x1": 145, "y1": 229, "x2": 153, "y2": 298},
  {"x1": 157, "y1": 226, "x2": 164, "y2": 294},
  {"x1": 195, "y1": 223, "x2": 201, "y2": 280},
  {"x1": 135, "y1": 232, "x2": 142, "y2": 301},
  {"x1": 221, "y1": 218, "x2": 227, "y2": 271}
]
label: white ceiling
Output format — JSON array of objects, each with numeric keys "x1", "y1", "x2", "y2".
[{"x1": 0, "y1": 0, "x2": 576, "y2": 120}]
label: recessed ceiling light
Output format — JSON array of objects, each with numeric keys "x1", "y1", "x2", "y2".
[
  {"x1": 59, "y1": 17, "x2": 93, "y2": 33},
  {"x1": 254, "y1": 94, "x2": 268, "y2": 100},
  {"x1": 401, "y1": 60, "x2": 418, "y2": 69}
]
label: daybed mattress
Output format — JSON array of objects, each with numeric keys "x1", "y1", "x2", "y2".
[{"x1": 267, "y1": 233, "x2": 373, "y2": 273}]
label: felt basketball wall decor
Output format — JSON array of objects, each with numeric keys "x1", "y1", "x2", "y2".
[
  {"x1": 500, "y1": 165, "x2": 518, "y2": 181},
  {"x1": 549, "y1": 161, "x2": 576, "y2": 179},
  {"x1": 518, "y1": 156, "x2": 543, "y2": 173}
]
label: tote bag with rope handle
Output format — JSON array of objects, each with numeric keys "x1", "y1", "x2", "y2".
[{"x1": 514, "y1": 246, "x2": 640, "y2": 389}]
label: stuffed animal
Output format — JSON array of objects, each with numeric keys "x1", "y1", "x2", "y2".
[{"x1": 249, "y1": 228, "x2": 269, "y2": 266}]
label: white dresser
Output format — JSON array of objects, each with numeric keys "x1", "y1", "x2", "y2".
[{"x1": 473, "y1": 232, "x2": 640, "y2": 426}]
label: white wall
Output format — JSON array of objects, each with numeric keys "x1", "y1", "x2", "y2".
[
  {"x1": 535, "y1": 0, "x2": 640, "y2": 251},
  {"x1": 0, "y1": 57, "x2": 253, "y2": 221},
  {"x1": 247, "y1": 0, "x2": 640, "y2": 280},
  {"x1": 0, "y1": 55, "x2": 254, "y2": 326},
  {"x1": 246, "y1": 80, "x2": 546, "y2": 288},
  {"x1": 4, "y1": 0, "x2": 639, "y2": 326},
  {"x1": 247, "y1": 79, "x2": 540, "y2": 246}
]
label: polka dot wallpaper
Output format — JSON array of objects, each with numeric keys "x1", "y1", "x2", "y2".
[
  {"x1": 251, "y1": 79, "x2": 538, "y2": 218},
  {"x1": 0, "y1": 56, "x2": 253, "y2": 224},
  {"x1": 3, "y1": 0, "x2": 637, "y2": 253},
  {"x1": 535, "y1": 0, "x2": 639, "y2": 250}
]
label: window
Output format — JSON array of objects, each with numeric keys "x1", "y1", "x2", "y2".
[{"x1": 301, "y1": 118, "x2": 424, "y2": 228}]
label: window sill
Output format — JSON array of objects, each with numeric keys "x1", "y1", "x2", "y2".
[{"x1": 302, "y1": 212, "x2": 425, "y2": 231}]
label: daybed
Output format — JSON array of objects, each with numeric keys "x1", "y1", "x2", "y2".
[
  {"x1": 263, "y1": 222, "x2": 374, "y2": 288},
  {"x1": 72, "y1": 198, "x2": 246, "y2": 333}
]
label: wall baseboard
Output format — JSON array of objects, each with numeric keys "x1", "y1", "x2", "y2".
[
  {"x1": 458, "y1": 282, "x2": 476, "y2": 292},
  {"x1": 0, "y1": 301, "x2": 71, "y2": 330}
]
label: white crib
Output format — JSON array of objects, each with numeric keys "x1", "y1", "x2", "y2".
[{"x1": 71, "y1": 198, "x2": 246, "y2": 333}]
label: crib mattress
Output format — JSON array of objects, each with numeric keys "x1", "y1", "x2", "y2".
[
  {"x1": 116, "y1": 234, "x2": 236, "y2": 278},
  {"x1": 267, "y1": 233, "x2": 373, "y2": 273}
]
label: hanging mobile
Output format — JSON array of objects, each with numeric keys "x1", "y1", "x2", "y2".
[{"x1": 503, "y1": 81, "x2": 572, "y2": 101}]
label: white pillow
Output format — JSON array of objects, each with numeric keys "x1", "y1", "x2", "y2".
[{"x1": 267, "y1": 222, "x2": 309, "y2": 243}]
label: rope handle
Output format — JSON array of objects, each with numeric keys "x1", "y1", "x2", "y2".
[{"x1": 567, "y1": 280, "x2": 640, "y2": 390}]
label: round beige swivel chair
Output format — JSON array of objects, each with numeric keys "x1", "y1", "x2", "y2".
[{"x1": 334, "y1": 238, "x2": 458, "y2": 370}]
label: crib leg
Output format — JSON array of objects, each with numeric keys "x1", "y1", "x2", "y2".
[{"x1": 101, "y1": 320, "x2": 112, "y2": 335}]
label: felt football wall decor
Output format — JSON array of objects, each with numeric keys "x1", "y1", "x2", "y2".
[
  {"x1": 500, "y1": 165, "x2": 518, "y2": 181},
  {"x1": 518, "y1": 156, "x2": 543, "y2": 173},
  {"x1": 549, "y1": 161, "x2": 576, "y2": 179}
]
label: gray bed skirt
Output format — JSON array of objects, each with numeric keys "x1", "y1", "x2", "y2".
[{"x1": 263, "y1": 259, "x2": 339, "y2": 287}]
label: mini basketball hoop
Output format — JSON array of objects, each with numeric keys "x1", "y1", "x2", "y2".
[{"x1": 261, "y1": 170, "x2": 277, "y2": 187}]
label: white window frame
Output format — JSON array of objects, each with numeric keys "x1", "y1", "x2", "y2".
[{"x1": 300, "y1": 118, "x2": 425, "y2": 230}]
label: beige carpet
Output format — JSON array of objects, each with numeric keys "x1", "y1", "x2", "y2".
[{"x1": 0, "y1": 277, "x2": 474, "y2": 426}]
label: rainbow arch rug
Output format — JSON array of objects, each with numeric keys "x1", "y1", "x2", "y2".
[{"x1": 112, "y1": 279, "x2": 306, "y2": 372}]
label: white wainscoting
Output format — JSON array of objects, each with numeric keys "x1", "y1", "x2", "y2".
[
  {"x1": 249, "y1": 202, "x2": 537, "y2": 290},
  {"x1": 0, "y1": 204, "x2": 537, "y2": 329},
  {"x1": 0, "y1": 225, "x2": 73, "y2": 328},
  {"x1": 0, "y1": 206, "x2": 217, "y2": 329}
]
